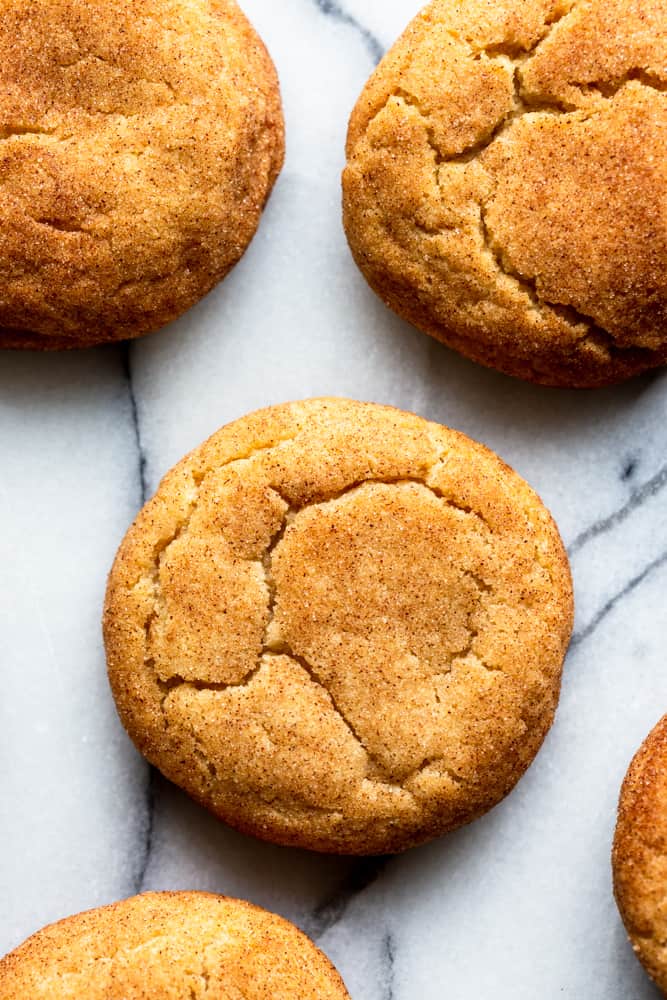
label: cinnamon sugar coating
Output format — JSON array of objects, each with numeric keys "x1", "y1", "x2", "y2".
[
  {"x1": 613, "y1": 716, "x2": 667, "y2": 995},
  {"x1": 104, "y1": 399, "x2": 574, "y2": 854},
  {"x1": 0, "y1": 0, "x2": 283, "y2": 349},
  {"x1": 0, "y1": 892, "x2": 350, "y2": 998},
  {"x1": 343, "y1": 0, "x2": 667, "y2": 387}
]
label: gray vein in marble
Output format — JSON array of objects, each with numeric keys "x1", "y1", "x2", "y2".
[
  {"x1": 121, "y1": 340, "x2": 155, "y2": 894},
  {"x1": 121, "y1": 343, "x2": 148, "y2": 504},
  {"x1": 308, "y1": 857, "x2": 389, "y2": 940},
  {"x1": 382, "y1": 931, "x2": 396, "y2": 1000},
  {"x1": 621, "y1": 456, "x2": 638, "y2": 482},
  {"x1": 311, "y1": 0, "x2": 384, "y2": 64},
  {"x1": 568, "y1": 460, "x2": 667, "y2": 557},
  {"x1": 571, "y1": 547, "x2": 667, "y2": 648},
  {"x1": 134, "y1": 768, "x2": 158, "y2": 894}
]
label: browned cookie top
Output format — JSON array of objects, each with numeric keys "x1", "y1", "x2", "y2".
[
  {"x1": 104, "y1": 399, "x2": 573, "y2": 854},
  {"x1": 0, "y1": 0, "x2": 283, "y2": 349},
  {"x1": 343, "y1": 0, "x2": 667, "y2": 387},
  {"x1": 614, "y1": 715, "x2": 667, "y2": 995},
  {"x1": 0, "y1": 892, "x2": 350, "y2": 998}
]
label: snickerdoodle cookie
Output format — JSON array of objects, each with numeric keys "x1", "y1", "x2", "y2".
[
  {"x1": 104, "y1": 398, "x2": 573, "y2": 854},
  {"x1": 0, "y1": 0, "x2": 283, "y2": 349},
  {"x1": 613, "y1": 715, "x2": 667, "y2": 994},
  {"x1": 0, "y1": 892, "x2": 350, "y2": 998},
  {"x1": 343, "y1": 0, "x2": 667, "y2": 388}
]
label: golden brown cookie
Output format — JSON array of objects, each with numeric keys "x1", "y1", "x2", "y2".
[
  {"x1": 343, "y1": 0, "x2": 667, "y2": 388},
  {"x1": 0, "y1": 0, "x2": 283, "y2": 350},
  {"x1": 613, "y1": 715, "x2": 667, "y2": 995},
  {"x1": 104, "y1": 398, "x2": 574, "y2": 854},
  {"x1": 0, "y1": 891, "x2": 350, "y2": 998}
]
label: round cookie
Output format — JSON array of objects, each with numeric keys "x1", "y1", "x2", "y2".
[
  {"x1": 104, "y1": 398, "x2": 574, "y2": 854},
  {"x1": 343, "y1": 0, "x2": 667, "y2": 388},
  {"x1": 0, "y1": 0, "x2": 283, "y2": 349},
  {"x1": 0, "y1": 891, "x2": 350, "y2": 998},
  {"x1": 613, "y1": 715, "x2": 667, "y2": 994}
]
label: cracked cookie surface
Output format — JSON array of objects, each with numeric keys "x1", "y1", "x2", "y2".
[
  {"x1": 0, "y1": 0, "x2": 283, "y2": 349},
  {"x1": 104, "y1": 398, "x2": 574, "y2": 854},
  {"x1": 0, "y1": 892, "x2": 350, "y2": 999},
  {"x1": 343, "y1": 0, "x2": 667, "y2": 387},
  {"x1": 613, "y1": 715, "x2": 667, "y2": 995}
]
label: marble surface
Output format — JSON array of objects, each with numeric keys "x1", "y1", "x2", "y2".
[{"x1": 1, "y1": 1, "x2": 665, "y2": 996}]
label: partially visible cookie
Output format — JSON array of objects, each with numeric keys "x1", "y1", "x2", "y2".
[
  {"x1": 104, "y1": 398, "x2": 573, "y2": 855},
  {"x1": 343, "y1": 0, "x2": 667, "y2": 387},
  {"x1": 0, "y1": 892, "x2": 350, "y2": 998},
  {"x1": 613, "y1": 715, "x2": 667, "y2": 995},
  {"x1": 0, "y1": 0, "x2": 283, "y2": 349}
]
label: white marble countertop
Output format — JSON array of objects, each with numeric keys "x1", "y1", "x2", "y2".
[{"x1": 1, "y1": 2, "x2": 665, "y2": 996}]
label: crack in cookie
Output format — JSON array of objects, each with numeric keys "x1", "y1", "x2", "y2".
[
  {"x1": 343, "y1": 0, "x2": 667, "y2": 386},
  {"x1": 105, "y1": 399, "x2": 573, "y2": 854},
  {"x1": 0, "y1": 0, "x2": 284, "y2": 348}
]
